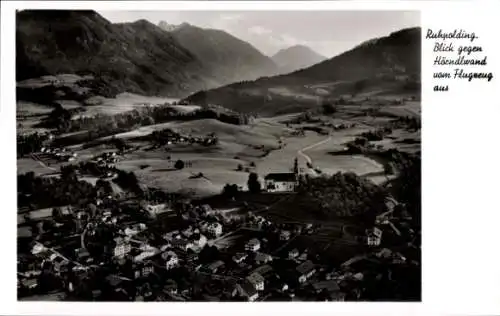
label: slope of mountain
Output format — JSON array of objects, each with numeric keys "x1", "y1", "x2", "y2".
[
  {"x1": 272, "y1": 45, "x2": 327, "y2": 74},
  {"x1": 160, "y1": 21, "x2": 279, "y2": 85},
  {"x1": 185, "y1": 27, "x2": 421, "y2": 115},
  {"x1": 16, "y1": 10, "x2": 218, "y2": 99}
]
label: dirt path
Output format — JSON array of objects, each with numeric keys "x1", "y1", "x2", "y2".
[{"x1": 297, "y1": 136, "x2": 332, "y2": 173}]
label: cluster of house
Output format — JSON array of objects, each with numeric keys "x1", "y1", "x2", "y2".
[
  {"x1": 230, "y1": 240, "x2": 344, "y2": 302},
  {"x1": 152, "y1": 129, "x2": 218, "y2": 147},
  {"x1": 17, "y1": 162, "x2": 416, "y2": 302},
  {"x1": 82, "y1": 152, "x2": 122, "y2": 178},
  {"x1": 218, "y1": 230, "x2": 348, "y2": 302},
  {"x1": 93, "y1": 152, "x2": 120, "y2": 168},
  {"x1": 39, "y1": 146, "x2": 78, "y2": 162},
  {"x1": 18, "y1": 242, "x2": 92, "y2": 293}
]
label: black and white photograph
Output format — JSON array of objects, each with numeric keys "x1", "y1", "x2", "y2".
[{"x1": 15, "y1": 9, "x2": 421, "y2": 302}]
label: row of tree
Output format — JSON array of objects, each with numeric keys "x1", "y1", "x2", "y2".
[
  {"x1": 44, "y1": 102, "x2": 253, "y2": 136},
  {"x1": 222, "y1": 172, "x2": 262, "y2": 198},
  {"x1": 17, "y1": 132, "x2": 51, "y2": 157}
]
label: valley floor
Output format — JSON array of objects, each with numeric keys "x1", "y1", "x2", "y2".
[{"x1": 17, "y1": 93, "x2": 420, "y2": 198}]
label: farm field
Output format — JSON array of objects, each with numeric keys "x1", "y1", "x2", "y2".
[
  {"x1": 71, "y1": 93, "x2": 184, "y2": 117},
  {"x1": 29, "y1": 119, "x2": 400, "y2": 197},
  {"x1": 379, "y1": 101, "x2": 421, "y2": 118},
  {"x1": 116, "y1": 156, "x2": 251, "y2": 198},
  {"x1": 17, "y1": 157, "x2": 56, "y2": 175},
  {"x1": 309, "y1": 154, "x2": 384, "y2": 176},
  {"x1": 255, "y1": 131, "x2": 326, "y2": 175}
]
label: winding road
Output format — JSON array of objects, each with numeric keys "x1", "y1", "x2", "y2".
[{"x1": 297, "y1": 136, "x2": 332, "y2": 166}]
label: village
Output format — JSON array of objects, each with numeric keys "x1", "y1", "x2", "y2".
[{"x1": 17, "y1": 143, "x2": 419, "y2": 301}]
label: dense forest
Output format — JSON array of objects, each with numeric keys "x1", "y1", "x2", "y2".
[
  {"x1": 17, "y1": 170, "x2": 103, "y2": 209},
  {"x1": 295, "y1": 172, "x2": 388, "y2": 220}
]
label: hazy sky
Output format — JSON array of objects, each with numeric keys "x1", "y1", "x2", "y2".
[{"x1": 99, "y1": 11, "x2": 420, "y2": 57}]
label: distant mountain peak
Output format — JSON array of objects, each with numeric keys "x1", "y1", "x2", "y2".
[
  {"x1": 163, "y1": 22, "x2": 279, "y2": 84},
  {"x1": 158, "y1": 21, "x2": 191, "y2": 32},
  {"x1": 275, "y1": 44, "x2": 317, "y2": 53},
  {"x1": 272, "y1": 45, "x2": 327, "y2": 75}
]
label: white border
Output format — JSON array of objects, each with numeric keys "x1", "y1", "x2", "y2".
[{"x1": 2, "y1": 1, "x2": 500, "y2": 315}]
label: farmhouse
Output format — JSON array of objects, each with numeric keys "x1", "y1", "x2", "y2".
[
  {"x1": 296, "y1": 260, "x2": 316, "y2": 283},
  {"x1": 246, "y1": 272, "x2": 265, "y2": 291},
  {"x1": 206, "y1": 260, "x2": 225, "y2": 273},
  {"x1": 254, "y1": 252, "x2": 273, "y2": 264},
  {"x1": 141, "y1": 263, "x2": 155, "y2": 277},
  {"x1": 280, "y1": 230, "x2": 291, "y2": 241},
  {"x1": 234, "y1": 281, "x2": 259, "y2": 301},
  {"x1": 311, "y1": 280, "x2": 345, "y2": 301},
  {"x1": 161, "y1": 251, "x2": 179, "y2": 270},
  {"x1": 113, "y1": 238, "x2": 131, "y2": 258},
  {"x1": 134, "y1": 250, "x2": 156, "y2": 263},
  {"x1": 144, "y1": 203, "x2": 167, "y2": 218},
  {"x1": 233, "y1": 252, "x2": 248, "y2": 264},
  {"x1": 366, "y1": 227, "x2": 383, "y2": 246},
  {"x1": 288, "y1": 248, "x2": 299, "y2": 259},
  {"x1": 171, "y1": 238, "x2": 194, "y2": 251},
  {"x1": 264, "y1": 173, "x2": 297, "y2": 192},
  {"x1": 245, "y1": 238, "x2": 261, "y2": 252},
  {"x1": 207, "y1": 222, "x2": 223, "y2": 237}
]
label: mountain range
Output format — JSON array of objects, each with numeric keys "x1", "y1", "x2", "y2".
[
  {"x1": 185, "y1": 27, "x2": 421, "y2": 115},
  {"x1": 17, "y1": 10, "x2": 213, "y2": 97},
  {"x1": 158, "y1": 21, "x2": 279, "y2": 85},
  {"x1": 16, "y1": 10, "x2": 420, "y2": 116}
]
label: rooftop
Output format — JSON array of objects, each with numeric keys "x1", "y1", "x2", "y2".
[
  {"x1": 312, "y1": 280, "x2": 341, "y2": 292},
  {"x1": 239, "y1": 280, "x2": 258, "y2": 297},
  {"x1": 207, "y1": 260, "x2": 225, "y2": 271},
  {"x1": 264, "y1": 173, "x2": 297, "y2": 182},
  {"x1": 296, "y1": 260, "x2": 315, "y2": 275},
  {"x1": 234, "y1": 253, "x2": 247, "y2": 260},
  {"x1": 252, "y1": 264, "x2": 273, "y2": 276},
  {"x1": 246, "y1": 272, "x2": 265, "y2": 285},
  {"x1": 246, "y1": 238, "x2": 260, "y2": 245}
]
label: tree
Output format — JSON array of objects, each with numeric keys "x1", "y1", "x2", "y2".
[
  {"x1": 142, "y1": 115, "x2": 155, "y2": 126},
  {"x1": 88, "y1": 203, "x2": 97, "y2": 218},
  {"x1": 353, "y1": 79, "x2": 368, "y2": 97},
  {"x1": 174, "y1": 160, "x2": 185, "y2": 170},
  {"x1": 112, "y1": 137, "x2": 127, "y2": 152},
  {"x1": 199, "y1": 245, "x2": 220, "y2": 263},
  {"x1": 60, "y1": 164, "x2": 78, "y2": 181},
  {"x1": 322, "y1": 102, "x2": 337, "y2": 115},
  {"x1": 293, "y1": 157, "x2": 299, "y2": 174},
  {"x1": 237, "y1": 164, "x2": 243, "y2": 171},
  {"x1": 222, "y1": 184, "x2": 239, "y2": 198},
  {"x1": 384, "y1": 163, "x2": 395, "y2": 181},
  {"x1": 96, "y1": 179, "x2": 113, "y2": 197},
  {"x1": 52, "y1": 207, "x2": 63, "y2": 220},
  {"x1": 247, "y1": 172, "x2": 261, "y2": 193}
]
